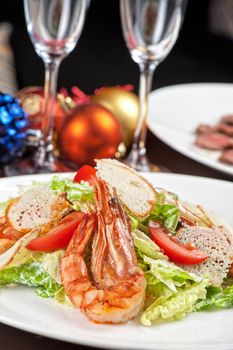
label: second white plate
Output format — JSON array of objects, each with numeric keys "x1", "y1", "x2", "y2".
[{"x1": 148, "y1": 83, "x2": 233, "y2": 176}]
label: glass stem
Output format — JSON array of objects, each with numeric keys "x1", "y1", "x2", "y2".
[
  {"x1": 37, "y1": 59, "x2": 61, "y2": 167},
  {"x1": 127, "y1": 63, "x2": 156, "y2": 169}
]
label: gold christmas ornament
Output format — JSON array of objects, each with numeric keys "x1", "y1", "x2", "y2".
[{"x1": 91, "y1": 87, "x2": 139, "y2": 148}]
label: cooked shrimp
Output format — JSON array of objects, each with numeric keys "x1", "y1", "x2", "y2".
[
  {"x1": 0, "y1": 216, "x2": 24, "y2": 254},
  {"x1": 60, "y1": 178, "x2": 146, "y2": 324}
]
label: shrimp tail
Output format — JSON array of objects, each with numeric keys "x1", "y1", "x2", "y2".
[
  {"x1": 60, "y1": 214, "x2": 96, "y2": 307},
  {"x1": 60, "y1": 178, "x2": 146, "y2": 324}
]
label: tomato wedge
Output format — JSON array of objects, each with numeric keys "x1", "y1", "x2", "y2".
[
  {"x1": 149, "y1": 226, "x2": 208, "y2": 265},
  {"x1": 73, "y1": 165, "x2": 96, "y2": 185},
  {"x1": 26, "y1": 212, "x2": 85, "y2": 252}
]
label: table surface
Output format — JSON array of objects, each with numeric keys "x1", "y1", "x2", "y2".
[{"x1": 0, "y1": 131, "x2": 232, "y2": 350}]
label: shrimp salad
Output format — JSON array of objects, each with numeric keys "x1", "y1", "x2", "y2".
[{"x1": 0, "y1": 164, "x2": 233, "y2": 326}]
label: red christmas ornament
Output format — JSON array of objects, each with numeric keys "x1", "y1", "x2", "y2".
[
  {"x1": 58, "y1": 103, "x2": 122, "y2": 166},
  {"x1": 15, "y1": 86, "x2": 76, "y2": 130}
]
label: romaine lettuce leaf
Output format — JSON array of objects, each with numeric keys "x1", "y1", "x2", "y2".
[
  {"x1": 132, "y1": 230, "x2": 165, "y2": 261},
  {"x1": 50, "y1": 176, "x2": 93, "y2": 210},
  {"x1": 133, "y1": 229, "x2": 209, "y2": 325},
  {"x1": 194, "y1": 284, "x2": 233, "y2": 311},
  {"x1": 8, "y1": 247, "x2": 34, "y2": 268},
  {"x1": 143, "y1": 256, "x2": 202, "y2": 293},
  {"x1": 1, "y1": 249, "x2": 67, "y2": 301},
  {"x1": 133, "y1": 229, "x2": 202, "y2": 290},
  {"x1": 144, "y1": 193, "x2": 179, "y2": 233},
  {"x1": 141, "y1": 278, "x2": 208, "y2": 326},
  {"x1": 128, "y1": 213, "x2": 139, "y2": 231},
  {"x1": 0, "y1": 262, "x2": 61, "y2": 298},
  {"x1": 152, "y1": 188, "x2": 214, "y2": 229},
  {"x1": 36, "y1": 250, "x2": 64, "y2": 284}
]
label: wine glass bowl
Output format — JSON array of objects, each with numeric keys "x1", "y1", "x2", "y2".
[
  {"x1": 120, "y1": 0, "x2": 187, "y2": 172},
  {"x1": 5, "y1": 0, "x2": 89, "y2": 175},
  {"x1": 25, "y1": 0, "x2": 87, "y2": 61}
]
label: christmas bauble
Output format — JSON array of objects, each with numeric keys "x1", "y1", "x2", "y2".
[
  {"x1": 0, "y1": 93, "x2": 28, "y2": 164},
  {"x1": 91, "y1": 87, "x2": 139, "y2": 148},
  {"x1": 58, "y1": 103, "x2": 122, "y2": 166}
]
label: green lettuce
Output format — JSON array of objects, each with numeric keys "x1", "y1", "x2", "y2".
[
  {"x1": 133, "y1": 229, "x2": 209, "y2": 325},
  {"x1": 194, "y1": 284, "x2": 233, "y2": 311},
  {"x1": 0, "y1": 248, "x2": 70, "y2": 302},
  {"x1": 128, "y1": 214, "x2": 139, "y2": 231},
  {"x1": 38, "y1": 250, "x2": 64, "y2": 284},
  {"x1": 50, "y1": 176, "x2": 94, "y2": 210},
  {"x1": 144, "y1": 193, "x2": 179, "y2": 233},
  {"x1": 0, "y1": 262, "x2": 62, "y2": 298},
  {"x1": 8, "y1": 247, "x2": 34, "y2": 268},
  {"x1": 151, "y1": 188, "x2": 214, "y2": 229},
  {"x1": 7, "y1": 247, "x2": 64, "y2": 283},
  {"x1": 143, "y1": 256, "x2": 202, "y2": 293},
  {"x1": 132, "y1": 229, "x2": 165, "y2": 261},
  {"x1": 141, "y1": 278, "x2": 208, "y2": 326}
]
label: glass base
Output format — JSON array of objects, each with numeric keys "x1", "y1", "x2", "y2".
[
  {"x1": 123, "y1": 148, "x2": 168, "y2": 173},
  {"x1": 4, "y1": 157, "x2": 73, "y2": 176}
]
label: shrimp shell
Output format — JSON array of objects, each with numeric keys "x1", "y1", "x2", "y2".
[{"x1": 60, "y1": 178, "x2": 146, "y2": 324}]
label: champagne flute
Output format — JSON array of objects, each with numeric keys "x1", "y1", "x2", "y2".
[
  {"x1": 120, "y1": 0, "x2": 187, "y2": 171},
  {"x1": 6, "y1": 0, "x2": 89, "y2": 175}
]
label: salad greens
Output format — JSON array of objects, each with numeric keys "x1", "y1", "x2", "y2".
[
  {"x1": 0, "y1": 262, "x2": 62, "y2": 298},
  {"x1": 133, "y1": 230, "x2": 208, "y2": 325},
  {"x1": 194, "y1": 284, "x2": 233, "y2": 311},
  {"x1": 141, "y1": 279, "x2": 208, "y2": 325},
  {"x1": 50, "y1": 176, "x2": 94, "y2": 210},
  {"x1": 132, "y1": 229, "x2": 165, "y2": 261},
  {"x1": 144, "y1": 193, "x2": 179, "y2": 233},
  {"x1": 0, "y1": 174, "x2": 233, "y2": 327},
  {"x1": 0, "y1": 247, "x2": 66, "y2": 298}
]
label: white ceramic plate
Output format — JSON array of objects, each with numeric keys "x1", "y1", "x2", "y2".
[
  {"x1": 0, "y1": 173, "x2": 233, "y2": 350},
  {"x1": 148, "y1": 83, "x2": 233, "y2": 176}
]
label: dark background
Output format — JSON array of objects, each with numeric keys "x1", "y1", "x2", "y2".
[{"x1": 1, "y1": 0, "x2": 233, "y2": 94}]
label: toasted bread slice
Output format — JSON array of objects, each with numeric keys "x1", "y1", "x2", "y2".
[
  {"x1": 177, "y1": 225, "x2": 233, "y2": 286},
  {"x1": 6, "y1": 186, "x2": 71, "y2": 233},
  {"x1": 95, "y1": 159, "x2": 157, "y2": 218}
]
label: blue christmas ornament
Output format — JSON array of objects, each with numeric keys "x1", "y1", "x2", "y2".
[{"x1": 0, "y1": 92, "x2": 28, "y2": 164}]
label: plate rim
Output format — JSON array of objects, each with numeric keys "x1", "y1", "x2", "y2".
[{"x1": 0, "y1": 170, "x2": 232, "y2": 185}]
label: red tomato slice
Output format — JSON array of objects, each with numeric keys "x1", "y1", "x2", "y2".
[
  {"x1": 149, "y1": 226, "x2": 208, "y2": 265},
  {"x1": 73, "y1": 165, "x2": 96, "y2": 185},
  {"x1": 26, "y1": 212, "x2": 85, "y2": 252}
]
